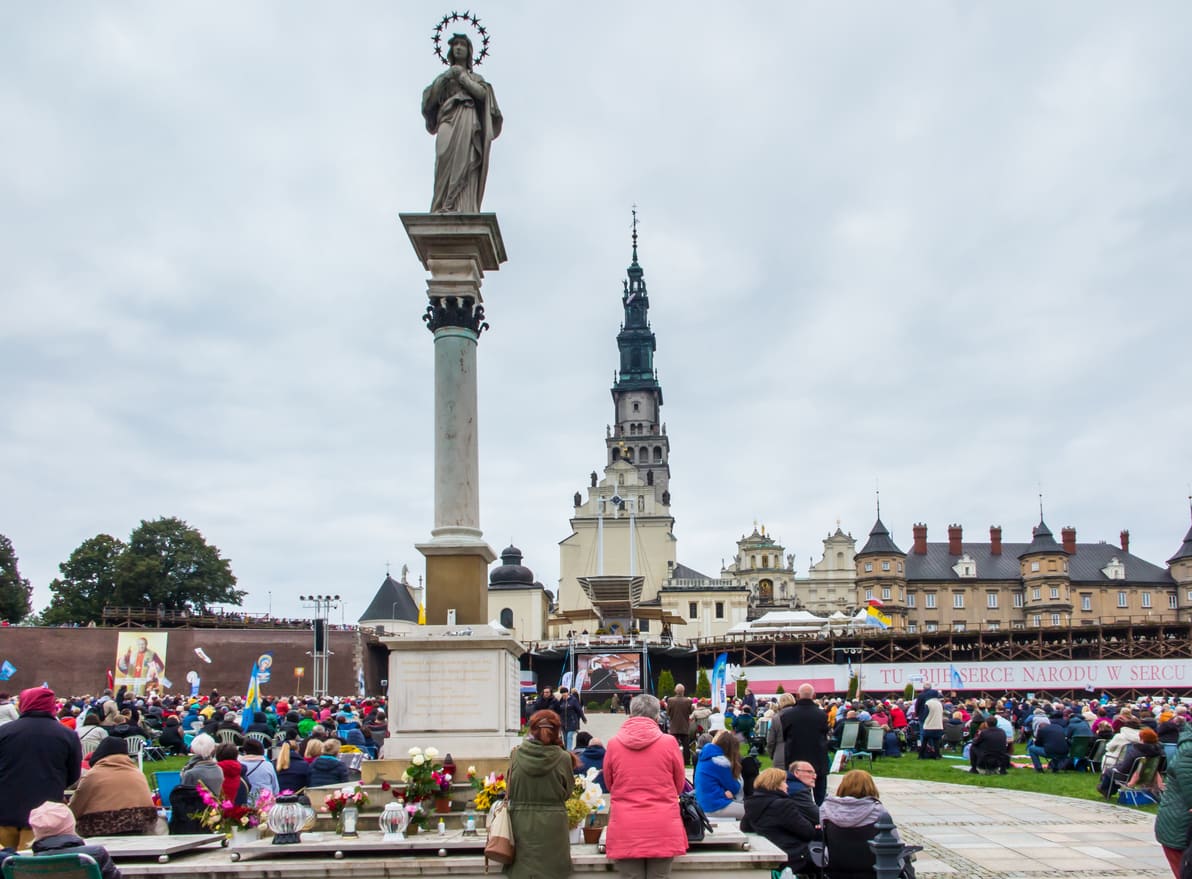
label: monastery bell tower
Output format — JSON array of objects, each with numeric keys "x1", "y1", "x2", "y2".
[{"x1": 607, "y1": 213, "x2": 670, "y2": 503}]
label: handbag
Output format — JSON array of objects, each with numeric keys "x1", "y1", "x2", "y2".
[
  {"x1": 484, "y1": 799, "x2": 515, "y2": 870},
  {"x1": 678, "y1": 791, "x2": 714, "y2": 843}
]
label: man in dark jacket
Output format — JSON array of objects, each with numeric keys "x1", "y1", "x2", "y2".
[
  {"x1": 558, "y1": 688, "x2": 586, "y2": 750},
  {"x1": 0, "y1": 688, "x2": 82, "y2": 849},
  {"x1": 783, "y1": 761, "x2": 821, "y2": 827},
  {"x1": 780, "y1": 683, "x2": 830, "y2": 805},
  {"x1": 530, "y1": 686, "x2": 559, "y2": 717},
  {"x1": 969, "y1": 716, "x2": 1010, "y2": 773},
  {"x1": 1028, "y1": 719, "x2": 1070, "y2": 772}
]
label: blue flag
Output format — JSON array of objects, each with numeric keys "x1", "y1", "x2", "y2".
[
  {"x1": 710, "y1": 653, "x2": 728, "y2": 712},
  {"x1": 241, "y1": 653, "x2": 271, "y2": 732},
  {"x1": 0, "y1": 660, "x2": 15, "y2": 681},
  {"x1": 950, "y1": 665, "x2": 964, "y2": 690}
]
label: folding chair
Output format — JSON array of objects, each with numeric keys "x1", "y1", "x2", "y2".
[
  {"x1": 2, "y1": 853, "x2": 102, "y2": 879},
  {"x1": 154, "y1": 770, "x2": 182, "y2": 822},
  {"x1": 1088, "y1": 738, "x2": 1108, "y2": 773},
  {"x1": 1116, "y1": 755, "x2": 1163, "y2": 802},
  {"x1": 1066, "y1": 736, "x2": 1093, "y2": 772},
  {"x1": 941, "y1": 724, "x2": 966, "y2": 752}
]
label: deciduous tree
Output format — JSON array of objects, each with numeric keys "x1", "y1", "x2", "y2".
[
  {"x1": 115, "y1": 517, "x2": 244, "y2": 612},
  {"x1": 0, "y1": 535, "x2": 32, "y2": 624},
  {"x1": 44, "y1": 534, "x2": 126, "y2": 625}
]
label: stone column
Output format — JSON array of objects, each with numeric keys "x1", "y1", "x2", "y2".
[{"x1": 400, "y1": 213, "x2": 506, "y2": 625}]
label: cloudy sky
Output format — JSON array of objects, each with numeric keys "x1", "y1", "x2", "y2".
[{"x1": 4, "y1": 3, "x2": 1191, "y2": 624}]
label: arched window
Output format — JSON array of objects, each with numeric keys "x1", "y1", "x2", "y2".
[
  {"x1": 625, "y1": 447, "x2": 634, "y2": 462},
  {"x1": 654, "y1": 447, "x2": 663, "y2": 462},
  {"x1": 639, "y1": 446, "x2": 648, "y2": 462},
  {"x1": 762, "y1": 554, "x2": 769, "y2": 568},
  {"x1": 638, "y1": 496, "x2": 645, "y2": 512},
  {"x1": 499, "y1": 608, "x2": 513, "y2": 629}
]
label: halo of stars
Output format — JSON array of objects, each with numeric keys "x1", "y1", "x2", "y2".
[{"x1": 432, "y1": 11, "x2": 491, "y2": 67}]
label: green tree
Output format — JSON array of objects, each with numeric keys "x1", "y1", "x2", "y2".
[
  {"x1": 0, "y1": 535, "x2": 32, "y2": 624},
  {"x1": 735, "y1": 677, "x2": 749, "y2": 699},
  {"x1": 903, "y1": 682, "x2": 915, "y2": 700},
  {"x1": 695, "y1": 668, "x2": 711, "y2": 700},
  {"x1": 775, "y1": 683, "x2": 785, "y2": 695},
  {"x1": 657, "y1": 669, "x2": 675, "y2": 697},
  {"x1": 115, "y1": 517, "x2": 244, "y2": 612},
  {"x1": 847, "y1": 675, "x2": 859, "y2": 699},
  {"x1": 44, "y1": 534, "x2": 126, "y2": 625}
]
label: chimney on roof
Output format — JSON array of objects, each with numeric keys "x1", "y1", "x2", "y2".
[
  {"x1": 948, "y1": 524, "x2": 962, "y2": 555},
  {"x1": 1062, "y1": 526, "x2": 1077, "y2": 555},
  {"x1": 990, "y1": 525, "x2": 1002, "y2": 555},
  {"x1": 1120, "y1": 530, "x2": 1130, "y2": 553},
  {"x1": 912, "y1": 523, "x2": 928, "y2": 555}
]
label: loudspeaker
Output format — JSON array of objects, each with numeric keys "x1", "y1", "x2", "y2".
[{"x1": 314, "y1": 618, "x2": 327, "y2": 652}]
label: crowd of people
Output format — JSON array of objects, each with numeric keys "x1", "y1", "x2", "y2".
[
  {"x1": 0, "y1": 684, "x2": 391, "y2": 876},
  {"x1": 1, "y1": 678, "x2": 1190, "y2": 878}
]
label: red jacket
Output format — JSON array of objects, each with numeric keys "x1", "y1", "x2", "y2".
[{"x1": 604, "y1": 716, "x2": 688, "y2": 860}]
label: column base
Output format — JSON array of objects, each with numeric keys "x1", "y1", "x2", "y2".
[{"x1": 416, "y1": 540, "x2": 496, "y2": 626}]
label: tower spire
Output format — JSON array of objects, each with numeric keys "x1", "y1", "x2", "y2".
[{"x1": 631, "y1": 204, "x2": 639, "y2": 265}]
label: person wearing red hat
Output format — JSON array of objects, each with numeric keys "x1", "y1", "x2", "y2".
[{"x1": 0, "y1": 688, "x2": 82, "y2": 849}]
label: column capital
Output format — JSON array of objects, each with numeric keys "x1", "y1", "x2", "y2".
[{"x1": 424, "y1": 298, "x2": 489, "y2": 335}]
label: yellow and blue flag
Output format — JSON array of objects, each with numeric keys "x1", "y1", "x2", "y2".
[{"x1": 865, "y1": 606, "x2": 892, "y2": 629}]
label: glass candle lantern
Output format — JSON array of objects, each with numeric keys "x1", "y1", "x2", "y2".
[{"x1": 268, "y1": 794, "x2": 315, "y2": 845}]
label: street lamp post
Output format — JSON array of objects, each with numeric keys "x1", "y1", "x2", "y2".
[{"x1": 300, "y1": 594, "x2": 341, "y2": 698}]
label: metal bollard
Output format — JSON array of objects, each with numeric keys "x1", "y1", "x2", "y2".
[{"x1": 869, "y1": 812, "x2": 903, "y2": 879}]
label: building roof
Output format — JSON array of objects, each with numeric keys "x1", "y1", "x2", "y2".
[
  {"x1": 1018, "y1": 518, "x2": 1067, "y2": 558},
  {"x1": 906, "y1": 541, "x2": 1173, "y2": 585},
  {"x1": 671, "y1": 562, "x2": 714, "y2": 581},
  {"x1": 358, "y1": 574, "x2": 419, "y2": 623},
  {"x1": 857, "y1": 518, "x2": 903, "y2": 557},
  {"x1": 1169, "y1": 520, "x2": 1192, "y2": 564}
]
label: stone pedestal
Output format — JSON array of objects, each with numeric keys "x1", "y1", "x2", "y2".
[
  {"x1": 381, "y1": 625, "x2": 525, "y2": 761},
  {"x1": 400, "y1": 213, "x2": 506, "y2": 624}
]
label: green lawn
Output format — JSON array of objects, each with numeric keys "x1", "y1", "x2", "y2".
[
  {"x1": 142, "y1": 755, "x2": 189, "y2": 788},
  {"x1": 753, "y1": 743, "x2": 1157, "y2": 813}
]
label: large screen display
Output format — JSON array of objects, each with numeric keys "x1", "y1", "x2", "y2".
[{"x1": 575, "y1": 652, "x2": 642, "y2": 693}]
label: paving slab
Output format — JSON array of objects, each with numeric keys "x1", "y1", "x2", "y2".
[{"x1": 851, "y1": 776, "x2": 1168, "y2": 879}]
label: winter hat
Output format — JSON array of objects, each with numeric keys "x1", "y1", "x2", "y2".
[
  {"x1": 857, "y1": 711, "x2": 872, "y2": 722},
  {"x1": 91, "y1": 736, "x2": 130, "y2": 764},
  {"x1": 19, "y1": 687, "x2": 57, "y2": 716},
  {"x1": 29, "y1": 802, "x2": 76, "y2": 840}
]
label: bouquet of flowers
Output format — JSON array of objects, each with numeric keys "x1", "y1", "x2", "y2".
[
  {"x1": 402, "y1": 746, "x2": 444, "y2": 803},
  {"x1": 195, "y1": 787, "x2": 274, "y2": 836},
  {"x1": 565, "y1": 770, "x2": 605, "y2": 829},
  {"x1": 321, "y1": 784, "x2": 370, "y2": 816},
  {"x1": 467, "y1": 766, "x2": 507, "y2": 812}
]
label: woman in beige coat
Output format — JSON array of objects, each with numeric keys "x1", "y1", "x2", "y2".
[{"x1": 69, "y1": 737, "x2": 156, "y2": 836}]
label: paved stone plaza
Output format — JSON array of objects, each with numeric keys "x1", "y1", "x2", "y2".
[{"x1": 868, "y1": 776, "x2": 1168, "y2": 878}]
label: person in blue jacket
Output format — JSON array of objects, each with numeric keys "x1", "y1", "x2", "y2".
[{"x1": 694, "y1": 730, "x2": 743, "y2": 818}]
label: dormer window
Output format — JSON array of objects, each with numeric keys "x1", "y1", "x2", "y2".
[
  {"x1": 1102, "y1": 557, "x2": 1126, "y2": 580},
  {"x1": 952, "y1": 553, "x2": 977, "y2": 579}
]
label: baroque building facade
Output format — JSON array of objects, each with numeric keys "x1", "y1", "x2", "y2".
[{"x1": 853, "y1": 515, "x2": 1192, "y2": 633}]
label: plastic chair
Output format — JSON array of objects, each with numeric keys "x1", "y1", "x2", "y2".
[
  {"x1": 216, "y1": 728, "x2": 243, "y2": 747},
  {"x1": 124, "y1": 734, "x2": 148, "y2": 771},
  {"x1": 154, "y1": 770, "x2": 182, "y2": 822},
  {"x1": 79, "y1": 738, "x2": 101, "y2": 759},
  {"x1": 246, "y1": 732, "x2": 273, "y2": 750},
  {"x1": 2, "y1": 853, "x2": 102, "y2": 879}
]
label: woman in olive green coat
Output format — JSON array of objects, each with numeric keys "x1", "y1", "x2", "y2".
[
  {"x1": 1155, "y1": 723, "x2": 1192, "y2": 877},
  {"x1": 504, "y1": 709, "x2": 576, "y2": 879}
]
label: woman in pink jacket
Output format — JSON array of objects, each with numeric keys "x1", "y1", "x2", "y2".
[{"x1": 604, "y1": 693, "x2": 688, "y2": 878}]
